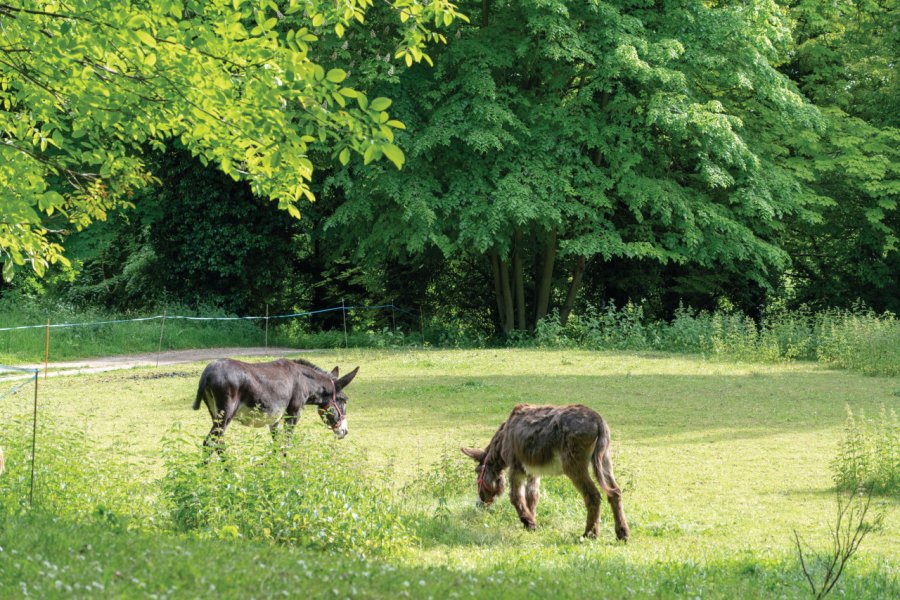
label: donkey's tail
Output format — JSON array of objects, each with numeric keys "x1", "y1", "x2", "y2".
[
  {"x1": 193, "y1": 369, "x2": 208, "y2": 410},
  {"x1": 591, "y1": 419, "x2": 617, "y2": 494}
]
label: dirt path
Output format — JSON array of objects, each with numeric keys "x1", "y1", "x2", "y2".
[{"x1": 1, "y1": 347, "x2": 312, "y2": 381}]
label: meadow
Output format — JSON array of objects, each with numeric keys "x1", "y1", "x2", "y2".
[{"x1": 0, "y1": 349, "x2": 897, "y2": 598}]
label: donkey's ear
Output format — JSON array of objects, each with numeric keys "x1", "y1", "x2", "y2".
[
  {"x1": 330, "y1": 366, "x2": 340, "y2": 377},
  {"x1": 460, "y1": 447, "x2": 486, "y2": 463},
  {"x1": 335, "y1": 366, "x2": 359, "y2": 390}
]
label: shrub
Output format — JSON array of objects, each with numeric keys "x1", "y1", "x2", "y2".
[
  {"x1": 831, "y1": 405, "x2": 899, "y2": 494},
  {"x1": 816, "y1": 310, "x2": 900, "y2": 376},
  {"x1": 161, "y1": 426, "x2": 415, "y2": 557},
  {"x1": 0, "y1": 419, "x2": 145, "y2": 524},
  {"x1": 529, "y1": 302, "x2": 899, "y2": 376},
  {"x1": 403, "y1": 448, "x2": 473, "y2": 519}
]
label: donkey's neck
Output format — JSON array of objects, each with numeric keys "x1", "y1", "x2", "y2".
[{"x1": 483, "y1": 422, "x2": 509, "y2": 472}]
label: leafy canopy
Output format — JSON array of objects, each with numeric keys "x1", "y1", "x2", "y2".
[{"x1": 0, "y1": 0, "x2": 465, "y2": 279}]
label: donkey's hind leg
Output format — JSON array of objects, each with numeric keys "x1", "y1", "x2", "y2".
[
  {"x1": 598, "y1": 451, "x2": 629, "y2": 541},
  {"x1": 565, "y1": 463, "x2": 603, "y2": 538},
  {"x1": 203, "y1": 420, "x2": 228, "y2": 461},
  {"x1": 509, "y1": 468, "x2": 536, "y2": 531}
]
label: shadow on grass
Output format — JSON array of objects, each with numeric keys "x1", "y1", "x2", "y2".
[
  {"x1": 357, "y1": 371, "x2": 896, "y2": 442},
  {"x1": 1, "y1": 511, "x2": 895, "y2": 599}
]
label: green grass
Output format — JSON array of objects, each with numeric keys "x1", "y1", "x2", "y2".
[{"x1": 1, "y1": 349, "x2": 898, "y2": 598}]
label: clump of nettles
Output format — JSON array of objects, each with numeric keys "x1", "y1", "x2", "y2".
[
  {"x1": 831, "y1": 404, "x2": 898, "y2": 495},
  {"x1": 161, "y1": 426, "x2": 414, "y2": 557},
  {"x1": 404, "y1": 448, "x2": 473, "y2": 520},
  {"x1": 0, "y1": 420, "x2": 141, "y2": 521}
]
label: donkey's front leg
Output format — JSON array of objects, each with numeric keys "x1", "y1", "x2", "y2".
[
  {"x1": 526, "y1": 476, "x2": 541, "y2": 519},
  {"x1": 508, "y1": 468, "x2": 536, "y2": 531},
  {"x1": 282, "y1": 411, "x2": 300, "y2": 447}
]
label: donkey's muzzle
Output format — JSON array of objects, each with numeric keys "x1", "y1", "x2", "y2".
[{"x1": 333, "y1": 418, "x2": 348, "y2": 439}]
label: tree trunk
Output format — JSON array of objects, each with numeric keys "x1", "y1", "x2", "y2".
[
  {"x1": 489, "y1": 250, "x2": 505, "y2": 329},
  {"x1": 498, "y1": 255, "x2": 514, "y2": 335},
  {"x1": 559, "y1": 256, "x2": 586, "y2": 326},
  {"x1": 534, "y1": 227, "x2": 557, "y2": 325},
  {"x1": 512, "y1": 228, "x2": 526, "y2": 331}
]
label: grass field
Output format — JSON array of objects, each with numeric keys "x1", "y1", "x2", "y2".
[{"x1": 1, "y1": 349, "x2": 897, "y2": 598}]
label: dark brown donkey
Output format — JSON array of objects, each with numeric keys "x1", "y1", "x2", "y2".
[
  {"x1": 194, "y1": 358, "x2": 359, "y2": 448},
  {"x1": 462, "y1": 404, "x2": 629, "y2": 541}
]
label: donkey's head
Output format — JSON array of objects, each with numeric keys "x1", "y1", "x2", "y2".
[
  {"x1": 461, "y1": 447, "x2": 505, "y2": 506},
  {"x1": 314, "y1": 366, "x2": 359, "y2": 439}
]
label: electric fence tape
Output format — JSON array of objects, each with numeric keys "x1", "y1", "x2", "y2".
[{"x1": 0, "y1": 304, "x2": 411, "y2": 332}]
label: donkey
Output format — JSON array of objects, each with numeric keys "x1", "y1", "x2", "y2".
[
  {"x1": 461, "y1": 404, "x2": 629, "y2": 541},
  {"x1": 193, "y1": 357, "x2": 359, "y2": 450}
]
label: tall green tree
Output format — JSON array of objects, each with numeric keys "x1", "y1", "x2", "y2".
[
  {"x1": 779, "y1": 0, "x2": 899, "y2": 311},
  {"x1": 0, "y1": 0, "x2": 465, "y2": 279},
  {"x1": 328, "y1": 0, "x2": 822, "y2": 333}
]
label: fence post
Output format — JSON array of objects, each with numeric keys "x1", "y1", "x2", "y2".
[
  {"x1": 44, "y1": 319, "x2": 49, "y2": 380},
  {"x1": 391, "y1": 301, "x2": 396, "y2": 332},
  {"x1": 265, "y1": 304, "x2": 269, "y2": 352},
  {"x1": 342, "y1": 299, "x2": 348, "y2": 348},
  {"x1": 420, "y1": 307, "x2": 425, "y2": 345},
  {"x1": 30, "y1": 370, "x2": 38, "y2": 506},
  {"x1": 156, "y1": 312, "x2": 167, "y2": 368}
]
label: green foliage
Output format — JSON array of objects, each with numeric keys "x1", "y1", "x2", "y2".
[
  {"x1": 161, "y1": 426, "x2": 414, "y2": 556},
  {"x1": 832, "y1": 405, "x2": 899, "y2": 495},
  {"x1": 779, "y1": 0, "x2": 900, "y2": 313},
  {"x1": 57, "y1": 148, "x2": 307, "y2": 313},
  {"x1": 327, "y1": 0, "x2": 831, "y2": 333},
  {"x1": 816, "y1": 311, "x2": 900, "y2": 376},
  {"x1": 533, "y1": 303, "x2": 900, "y2": 376},
  {"x1": 0, "y1": 0, "x2": 466, "y2": 278},
  {"x1": 403, "y1": 448, "x2": 472, "y2": 520},
  {"x1": 0, "y1": 421, "x2": 145, "y2": 524}
]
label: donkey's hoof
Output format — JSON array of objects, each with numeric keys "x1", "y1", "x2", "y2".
[
  {"x1": 523, "y1": 521, "x2": 537, "y2": 532},
  {"x1": 582, "y1": 530, "x2": 599, "y2": 539},
  {"x1": 616, "y1": 526, "x2": 630, "y2": 542}
]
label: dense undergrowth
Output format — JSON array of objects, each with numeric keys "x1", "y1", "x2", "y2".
[
  {"x1": 0, "y1": 422, "x2": 414, "y2": 559},
  {"x1": 531, "y1": 303, "x2": 900, "y2": 377}
]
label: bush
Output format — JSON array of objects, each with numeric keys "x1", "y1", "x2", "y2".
[
  {"x1": 403, "y1": 448, "x2": 473, "y2": 520},
  {"x1": 0, "y1": 419, "x2": 145, "y2": 525},
  {"x1": 161, "y1": 426, "x2": 415, "y2": 557},
  {"x1": 816, "y1": 310, "x2": 900, "y2": 376},
  {"x1": 531, "y1": 303, "x2": 898, "y2": 376},
  {"x1": 831, "y1": 405, "x2": 899, "y2": 494}
]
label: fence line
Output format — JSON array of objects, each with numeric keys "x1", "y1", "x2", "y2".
[
  {"x1": 0, "y1": 303, "x2": 414, "y2": 333},
  {"x1": 0, "y1": 365, "x2": 39, "y2": 505},
  {"x1": 0, "y1": 369, "x2": 38, "y2": 401}
]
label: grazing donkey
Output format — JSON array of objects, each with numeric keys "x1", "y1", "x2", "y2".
[
  {"x1": 193, "y1": 358, "x2": 359, "y2": 449},
  {"x1": 462, "y1": 404, "x2": 629, "y2": 541}
]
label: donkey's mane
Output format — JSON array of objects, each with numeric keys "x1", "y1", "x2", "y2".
[
  {"x1": 291, "y1": 358, "x2": 330, "y2": 377},
  {"x1": 483, "y1": 420, "x2": 509, "y2": 469}
]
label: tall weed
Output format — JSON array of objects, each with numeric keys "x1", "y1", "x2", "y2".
[
  {"x1": 0, "y1": 419, "x2": 147, "y2": 524},
  {"x1": 831, "y1": 405, "x2": 899, "y2": 494},
  {"x1": 161, "y1": 426, "x2": 415, "y2": 556},
  {"x1": 534, "y1": 303, "x2": 898, "y2": 376}
]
